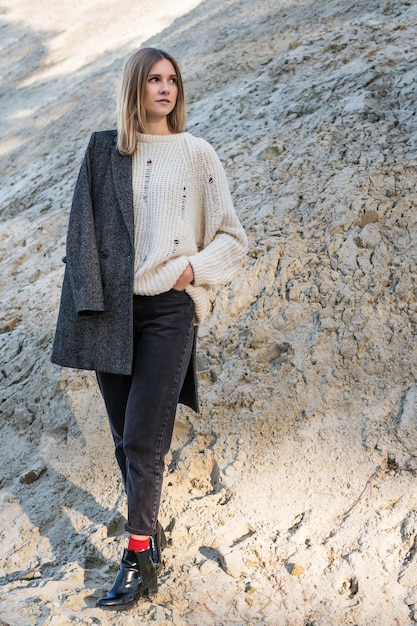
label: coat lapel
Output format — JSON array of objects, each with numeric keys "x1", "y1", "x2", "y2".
[{"x1": 110, "y1": 136, "x2": 134, "y2": 246}]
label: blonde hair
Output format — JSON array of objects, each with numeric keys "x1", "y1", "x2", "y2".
[{"x1": 117, "y1": 47, "x2": 186, "y2": 155}]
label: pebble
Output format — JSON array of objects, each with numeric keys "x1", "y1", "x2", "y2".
[{"x1": 19, "y1": 467, "x2": 46, "y2": 484}]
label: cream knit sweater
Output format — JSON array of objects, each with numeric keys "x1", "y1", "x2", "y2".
[{"x1": 132, "y1": 132, "x2": 247, "y2": 323}]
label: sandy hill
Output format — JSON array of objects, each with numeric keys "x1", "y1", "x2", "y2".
[{"x1": 1, "y1": 0, "x2": 417, "y2": 624}]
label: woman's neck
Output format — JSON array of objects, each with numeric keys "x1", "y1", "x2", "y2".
[{"x1": 144, "y1": 118, "x2": 172, "y2": 135}]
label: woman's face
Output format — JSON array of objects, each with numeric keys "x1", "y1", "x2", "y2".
[{"x1": 143, "y1": 58, "x2": 178, "y2": 123}]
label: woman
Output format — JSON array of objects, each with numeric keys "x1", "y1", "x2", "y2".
[{"x1": 51, "y1": 47, "x2": 247, "y2": 611}]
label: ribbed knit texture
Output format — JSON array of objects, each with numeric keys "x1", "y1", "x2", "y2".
[{"x1": 132, "y1": 132, "x2": 247, "y2": 323}]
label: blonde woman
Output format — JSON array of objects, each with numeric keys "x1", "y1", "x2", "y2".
[{"x1": 52, "y1": 47, "x2": 247, "y2": 611}]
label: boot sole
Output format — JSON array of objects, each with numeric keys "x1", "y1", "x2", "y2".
[{"x1": 96, "y1": 578, "x2": 157, "y2": 611}]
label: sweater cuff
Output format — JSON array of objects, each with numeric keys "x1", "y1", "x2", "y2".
[
  {"x1": 187, "y1": 253, "x2": 211, "y2": 287},
  {"x1": 186, "y1": 256, "x2": 199, "y2": 286}
]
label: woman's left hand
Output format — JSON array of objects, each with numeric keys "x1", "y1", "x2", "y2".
[{"x1": 172, "y1": 263, "x2": 194, "y2": 291}]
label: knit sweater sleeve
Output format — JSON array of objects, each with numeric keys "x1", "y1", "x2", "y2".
[{"x1": 186, "y1": 141, "x2": 247, "y2": 287}]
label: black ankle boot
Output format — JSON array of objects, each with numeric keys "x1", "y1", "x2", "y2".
[
  {"x1": 96, "y1": 548, "x2": 157, "y2": 611},
  {"x1": 150, "y1": 521, "x2": 167, "y2": 574}
]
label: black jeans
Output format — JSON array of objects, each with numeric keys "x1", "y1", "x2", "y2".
[{"x1": 96, "y1": 289, "x2": 195, "y2": 536}]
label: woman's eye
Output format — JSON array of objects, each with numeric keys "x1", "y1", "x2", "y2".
[{"x1": 148, "y1": 76, "x2": 177, "y2": 84}]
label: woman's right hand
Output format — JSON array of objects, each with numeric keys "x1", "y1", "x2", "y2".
[{"x1": 172, "y1": 263, "x2": 194, "y2": 291}]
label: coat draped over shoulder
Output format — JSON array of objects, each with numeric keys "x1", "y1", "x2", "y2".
[{"x1": 51, "y1": 130, "x2": 198, "y2": 411}]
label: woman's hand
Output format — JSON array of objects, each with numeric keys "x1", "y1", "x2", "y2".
[{"x1": 172, "y1": 263, "x2": 194, "y2": 291}]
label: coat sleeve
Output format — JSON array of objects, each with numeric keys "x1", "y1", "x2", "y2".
[
  {"x1": 66, "y1": 133, "x2": 106, "y2": 316},
  {"x1": 187, "y1": 142, "x2": 248, "y2": 287}
]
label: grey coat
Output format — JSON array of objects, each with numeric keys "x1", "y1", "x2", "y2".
[{"x1": 51, "y1": 130, "x2": 198, "y2": 411}]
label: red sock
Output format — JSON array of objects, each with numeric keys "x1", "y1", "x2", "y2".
[{"x1": 128, "y1": 536, "x2": 150, "y2": 552}]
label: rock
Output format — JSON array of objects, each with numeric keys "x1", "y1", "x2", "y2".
[
  {"x1": 356, "y1": 211, "x2": 380, "y2": 227},
  {"x1": 356, "y1": 223, "x2": 381, "y2": 249},
  {"x1": 217, "y1": 546, "x2": 244, "y2": 578},
  {"x1": 19, "y1": 467, "x2": 46, "y2": 484},
  {"x1": 29, "y1": 269, "x2": 41, "y2": 283},
  {"x1": 287, "y1": 563, "x2": 305, "y2": 576},
  {"x1": 1, "y1": 318, "x2": 21, "y2": 333},
  {"x1": 14, "y1": 406, "x2": 35, "y2": 428},
  {"x1": 259, "y1": 143, "x2": 285, "y2": 160},
  {"x1": 196, "y1": 354, "x2": 215, "y2": 382}
]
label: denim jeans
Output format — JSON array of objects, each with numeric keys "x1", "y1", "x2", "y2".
[{"x1": 96, "y1": 289, "x2": 195, "y2": 536}]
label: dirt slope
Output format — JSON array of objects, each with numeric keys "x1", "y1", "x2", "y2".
[{"x1": 1, "y1": 0, "x2": 417, "y2": 624}]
